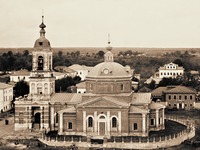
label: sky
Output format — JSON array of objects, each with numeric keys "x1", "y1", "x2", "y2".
[{"x1": 1, "y1": 0, "x2": 200, "y2": 48}]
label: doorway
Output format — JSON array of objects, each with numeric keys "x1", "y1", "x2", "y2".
[
  {"x1": 33, "y1": 112, "x2": 40, "y2": 129},
  {"x1": 99, "y1": 122, "x2": 105, "y2": 136}
]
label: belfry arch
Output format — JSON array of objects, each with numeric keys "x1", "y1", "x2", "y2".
[{"x1": 38, "y1": 56, "x2": 44, "y2": 70}]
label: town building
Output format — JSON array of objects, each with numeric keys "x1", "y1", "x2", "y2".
[
  {"x1": 68, "y1": 64, "x2": 93, "y2": 81},
  {"x1": 158, "y1": 62, "x2": 184, "y2": 79},
  {"x1": 14, "y1": 16, "x2": 165, "y2": 139},
  {"x1": 151, "y1": 85, "x2": 196, "y2": 110},
  {"x1": 10, "y1": 70, "x2": 65, "y2": 83},
  {"x1": 0, "y1": 83, "x2": 13, "y2": 113},
  {"x1": 76, "y1": 82, "x2": 86, "y2": 93}
]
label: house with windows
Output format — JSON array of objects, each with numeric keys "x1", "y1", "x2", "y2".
[
  {"x1": 158, "y1": 62, "x2": 184, "y2": 78},
  {"x1": 151, "y1": 86, "x2": 196, "y2": 110},
  {"x1": 0, "y1": 83, "x2": 13, "y2": 113},
  {"x1": 14, "y1": 16, "x2": 166, "y2": 140}
]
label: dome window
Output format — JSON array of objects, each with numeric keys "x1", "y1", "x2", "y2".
[{"x1": 39, "y1": 42, "x2": 43, "y2": 46}]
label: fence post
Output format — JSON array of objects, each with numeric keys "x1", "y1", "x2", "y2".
[{"x1": 139, "y1": 137, "x2": 141, "y2": 143}]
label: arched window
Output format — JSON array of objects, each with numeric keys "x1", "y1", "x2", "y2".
[
  {"x1": 68, "y1": 122, "x2": 72, "y2": 129},
  {"x1": 112, "y1": 117, "x2": 117, "y2": 128},
  {"x1": 88, "y1": 117, "x2": 93, "y2": 127},
  {"x1": 38, "y1": 56, "x2": 44, "y2": 70}
]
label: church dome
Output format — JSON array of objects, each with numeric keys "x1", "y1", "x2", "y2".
[
  {"x1": 34, "y1": 37, "x2": 51, "y2": 49},
  {"x1": 86, "y1": 61, "x2": 131, "y2": 79}
]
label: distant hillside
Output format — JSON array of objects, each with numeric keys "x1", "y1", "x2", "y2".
[{"x1": 0, "y1": 47, "x2": 200, "y2": 56}]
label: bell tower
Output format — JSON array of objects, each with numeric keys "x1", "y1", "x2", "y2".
[{"x1": 29, "y1": 15, "x2": 55, "y2": 99}]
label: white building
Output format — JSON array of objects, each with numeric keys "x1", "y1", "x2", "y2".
[
  {"x1": 69, "y1": 64, "x2": 93, "y2": 81},
  {"x1": 158, "y1": 62, "x2": 184, "y2": 78},
  {"x1": 0, "y1": 83, "x2": 13, "y2": 113},
  {"x1": 76, "y1": 81, "x2": 86, "y2": 93},
  {"x1": 10, "y1": 69, "x2": 30, "y2": 83},
  {"x1": 10, "y1": 70, "x2": 65, "y2": 83}
]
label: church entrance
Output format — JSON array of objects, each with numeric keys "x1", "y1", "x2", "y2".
[
  {"x1": 33, "y1": 112, "x2": 40, "y2": 129},
  {"x1": 99, "y1": 122, "x2": 105, "y2": 136}
]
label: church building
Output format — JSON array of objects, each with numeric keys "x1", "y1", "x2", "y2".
[{"x1": 15, "y1": 16, "x2": 165, "y2": 138}]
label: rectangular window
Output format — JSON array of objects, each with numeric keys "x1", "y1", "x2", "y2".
[
  {"x1": 121, "y1": 84, "x2": 124, "y2": 91},
  {"x1": 185, "y1": 95, "x2": 187, "y2": 100},
  {"x1": 19, "y1": 112, "x2": 23, "y2": 124},
  {"x1": 190, "y1": 95, "x2": 193, "y2": 100},
  {"x1": 150, "y1": 118, "x2": 154, "y2": 126},
  {"x1": 168, "y1": 95, "x2": 171, "y2": 100},
  {"x1": 179, "y1": 95, "x2": 181, "y2": 100},
  {"x1": 133, "y1": 123, "x2": 138, "y2": 130},
  {"x1": 68, "y1": 122, "x2": 72, "y2": 129}
]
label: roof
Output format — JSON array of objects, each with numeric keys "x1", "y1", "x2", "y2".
[
  {"x1": 53, "y1": 72, "x2": 65, "y2": 76},
  {"x1": 0, "y1": 83, "x2": 13, "y2": 89},
  {"x1": 77, "y1": 96, "x2": 129, "y2": 108},
  {"x1": 50, "y1": 93, "x2": 82, "y2": 104},
  {"x1": 159, "y1": 62, "x2": 184, "y2": 70},
  {"x1": 54, "y1": 66, "x2": 76, "y2": 73},
  {"x1": 69, "y1": 64, "x2": 93, "y2": 71},
  {"x1": 164, "y1": 86, "x2": 196, "y2": 94},
  {"x1": 148, "y1": 101, "x2": 165, "y2": 109},
  {"x1": 76, "y1": 82, "x2": 86, "y2": 89},
  {"x1": 131, "y1": 93, "x2": 152, "y2": 104},
  {"x1": 10, "y1": 69, "x2": 30, "y2": 76},
  {"x1": 151, "y1": 87, "x2": 168, "y2": 96},
  {"x1": 58, "y1": 106, "x2": 76, "y2": 114},
  {"x1": 87, "y1": 62, "x2": 132, "y2": 79},
  {"x1": 129, "y1": 105, "x2": 149, "y2": 114}
]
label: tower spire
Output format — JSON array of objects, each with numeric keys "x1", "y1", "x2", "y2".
[
  {"x1": 106, "y1": 33, "x2": 112, "y2": 51},
  {"x1": 39, "y1": 13, "x2": 46, "y2": 37}
]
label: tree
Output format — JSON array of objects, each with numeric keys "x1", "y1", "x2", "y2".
[
  {"x1": 173, "y1": 59, "x2": 183, "y2": 66},
  {"x1": 58, "y1": 51, "x2": 63, "y2": 57},
  {"x1": 14, "y1": 81, "x2": 29, "y2": 97},
  {"x1": 96, "y1": 50, "x2": 105, "y2": 58}
]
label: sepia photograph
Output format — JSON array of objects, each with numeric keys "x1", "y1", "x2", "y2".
[{"x1": 0, "y1": 0, "x2": 200, "y2": 149}]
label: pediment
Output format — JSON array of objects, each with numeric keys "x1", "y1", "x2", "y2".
[{"x1": 78, "y1": 97, "x2": 128, "y2": 108}]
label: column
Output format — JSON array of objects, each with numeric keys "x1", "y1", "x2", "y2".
[
  {"x1": 40, "y1": 106, "x2": 44, "y2": 129},
  {"x1": 50, "y1": 106, "x2": 54, "y2": 130},
  {"x1": 94, "y1": 111, "x2": 97, "y2": 133},
  {"x1": 162, "y1": 108, "x2": 165, "y2": 125},
  {"x1": 83, "y1": 111, "x2": 86, "y2": 133},
  {"x1": 59, "y1": 113, "x2": 63, "y2": 134},
  {"x1": 28, "y1": 106, "x2": 32, "y2": 129},
  {"x1": 107, "y1": 111, "x2": 110, "y2": 135},
  {"x1": 155, "y1": 110, "x2": 159, "y2": 128},
  {"x1": 118, "y1": 111, "x2": 121, "y2": 133},
  {"x1": 142, "y1": 114, "x2": 146, "y2": 133}
]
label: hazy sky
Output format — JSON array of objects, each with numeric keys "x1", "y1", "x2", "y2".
[{"x1": 1, "y1": 0, "x2": 200, "y2": 48}]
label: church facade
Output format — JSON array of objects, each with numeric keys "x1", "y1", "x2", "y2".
[{"x1": 15, "y1": 17, "x2": 165, "y2": 138}]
